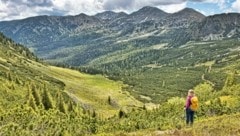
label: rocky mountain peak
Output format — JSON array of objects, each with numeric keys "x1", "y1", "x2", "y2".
[
  {"x1": 172, "y1": 8, "x2": 205, "y2": 19},
  {"x1": 191, "y1": 13, "x2": 240, "y2": 40},
  {"x1": 95, "y1": 11, "x2": 128, "y2": 20},
  {"x1": 129, "y1": 6, "x2": 169, "y2": 22},
  {"x1": 164, "y1": 8, "x2": 205, "y2": 28}
]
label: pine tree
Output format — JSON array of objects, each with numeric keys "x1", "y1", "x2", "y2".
[
  {"x1": 107, "y1": 96, "x2": 111, "y2": 105},
  {"x1": 25, "y1": 85, "x2": 31, "y2": 104},
  {"x1": 42, "y1": 87, "x2": 54, "y2": 110},
  {"x1": 31, "y1": 85, "x2": 41, "y2": 106},
  {"x1": 28, "y1": 93, "x2": 37, "y2": 111},
  {"x1": 222, "y1": 72, "x2": 236, "y2": 94},
  {"x1": 92, "y1": 110, "x2": 97, "y2": 118},
  {"x1": 7, "y1": 72, "x2": 12, "y2": 81},
  {"x1": 119, "y1": 109, "x2": 125, "y2": 118},
  {"x1": 224, "y1": 72, "x2": 236, "y2": 88},
  {"x1": 15, "y1": 77, "x2": 21, "y2": 85},
  {"x1": 67, "y1": 101, "x2": 74, "y2": 112},
  {"x1": 143, "y1": 104, "x2": 147, "y2": 110},
  {"x1": 57, "y1": 92, "x2": 66, "y2": 113}
]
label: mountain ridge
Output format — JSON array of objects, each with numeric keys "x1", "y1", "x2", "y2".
[
  {"x1": 0, "y1": 6, "x2": 239, "y2": 66},
  {"x1": 1, "y1": 32, "x2": 240, "y2": 136}
]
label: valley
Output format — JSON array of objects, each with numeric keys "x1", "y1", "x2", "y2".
[
  {"x1": 0, "y1": 5, "x2": 240, "y2": 135},
  {"x1": 1, "y1": 7, "x2": 240, "y2": 103}
]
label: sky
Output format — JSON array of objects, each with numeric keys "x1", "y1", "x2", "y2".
[{"x1": 0, "y1": 0, "x2": 240, "y2": 21}]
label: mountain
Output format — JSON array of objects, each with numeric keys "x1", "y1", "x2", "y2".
[
  {"x1": 95, "y1": 11, "x2": 128, "y2": 20},
  {"x1": 128, "y1": 6, "x2": 169, "y2": 22},
  {"x1": 0, "y1": 7, "x2": 208, "y2": 61},
  {"x1": 1, "y1": 9, "x2": 240, "y2": 135},
  {"x1": 169, "y1": 8, "x2": 205, "y2": 21},
  {"x1": 191, "y1": 13, "x2": 240, "y2": 40},
  {"x1": 0, "y1": 14, "x2": 103, "y2": 51},
  {"x1": 0, "y1": 7, "x2": 240, "y2": 101},
  {"x1": 165, "y1": 8, "x2": 205, "y2": 28},
  {"x1": 1, "y1": 7, "x2": 240, "y2": 100}
]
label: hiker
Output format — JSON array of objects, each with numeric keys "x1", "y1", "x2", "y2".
[{"x1": 184, "y1": 89, "x2": 198, "y2": 125}]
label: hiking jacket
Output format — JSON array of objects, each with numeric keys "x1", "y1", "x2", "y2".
[{"x1": 185, "y1": 95, "x2": 193, "y2": 109}]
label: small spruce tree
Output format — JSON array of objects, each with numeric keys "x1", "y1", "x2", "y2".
[
  {"x1": 42, "y1": 87, "x2": 54, "y2": 110},
  {"x1": 57, "y1": 92, "x2": 67, "y2": 114},
  {"x1": 28, "y1": 93, "x2": 37, "y2": 111},
  {"x1": 31, "y1": 85, "x2": 41, "y2": 106}
]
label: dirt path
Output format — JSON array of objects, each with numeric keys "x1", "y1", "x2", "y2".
[{"x1": 201, "y1": 74, "x2": 215, "y2": 86}]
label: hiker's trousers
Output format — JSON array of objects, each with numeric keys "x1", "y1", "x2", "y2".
[{"x1": 186, "y1": 108, "x2": 194, "y2": 125}]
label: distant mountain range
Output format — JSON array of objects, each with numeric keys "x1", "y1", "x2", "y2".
[{"x1": 0, "y1": 6, "x2": 239, "y2": 66}]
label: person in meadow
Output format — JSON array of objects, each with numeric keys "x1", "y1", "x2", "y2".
[{"x1": 184, "y1": 89, "x2": 198, "y2": 126}]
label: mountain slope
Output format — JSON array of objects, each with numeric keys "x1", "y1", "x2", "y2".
[
  {"x1": 0, "y1": 6, "x2": 207, "y2": 62},
  {"x1": 1, "y1": 34, "x2": 240, "y2": 136},
  {"x1": 191, "y1": 13, "x2": 240, "y2": 40},
  {"x1": 128, "y1": 6, "x2": 169, "y2": 22},
  {"x1": 95, "y1": 11, "x2": 128, "y2": 20},
  {"x1": 0, "y1": 14, "x2": 103, "y2": 51},
  {"x1": 84, "y1": 39, "x2": 240, "y2": 102},
  {"x1": 165, "y1": 8, "x2": 205, "y2": 28},
  {"x1": 120, "y1": 113, "x2": 240, "y2": 136},
  {"x1": 0, "y1": 33, "x2": 142, "y2": 117},
  {"x1": 1, "y1": 7, "x2": 240, "y2": 103},
  {"x1": 1, "y1": 7, "x2": 239, "y2": 67}
]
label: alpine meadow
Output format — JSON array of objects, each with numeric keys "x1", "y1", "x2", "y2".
[{"x1": 0, "y1": 5, "x2": 240, "y2": 136}]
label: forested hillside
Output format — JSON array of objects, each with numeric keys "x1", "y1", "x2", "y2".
[
  {"x1": 0, "y1": 33, "x2": 144, "y2": 135},
  {"x1": 1, "y1": 33, "x2": 240, "y2": 135},
  {"x1": 1, "y1": 5, "x2": 240, "y2": 135},
  {"x1": 1, "y1": 7, "x2": 240, "y2": 104},
  {"x1": 81, "y1": 39, "x2": 240, "y2": 103}
]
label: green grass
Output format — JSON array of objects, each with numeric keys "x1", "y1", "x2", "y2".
[
  {"x1": 28, "y1": 63, "x2": 143, "y2": 117},
  {"x1": 102, "y1": 113, "x2": 240, "y2": 136},
  {"x1": 167, "y1": 113, "x2": 240, "y2": 136},
  {"x1": 0, "y1": 33, "x2": 143, "y2": 118}
]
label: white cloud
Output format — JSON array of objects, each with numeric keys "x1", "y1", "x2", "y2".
[
  {"x1": 0, "y1": 0, "x2": 54, "y2": 21},
  {"x1": 52, "y1": 0, "x2": 103, "y2": 15},
  {"x1": 0, "y1": 0, "x2": 190, "y2": 20},
  {"x1": 157, "y1": 3, "x2": 187, "y2": 13},
  {"x1": 0, "y1": 1, "x2": 7, "y2": 18},
  {"x1": 232, "y1": 0, "x2": 240, "y2": 12},
  {"x1": 217, "y1": 0, "x2": 227, "y2": 10},
  {"x1": 0, "y1": 0, "x2": 237, "y2": 21},
  {"x1": 100, "y1": 0, "x2": 188, "y2": 14}
]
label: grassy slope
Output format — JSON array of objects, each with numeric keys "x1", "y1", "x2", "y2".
[
  {"x1": 0, "y1": 34, "x2": 143, "y2": 118},
  {"x1": 127, "y1": 113, "x2": 240, "y2": 136},
  {"x1": 29, "y1": 63, "x2": 143, "y2": 117},
  {"x1": 98, "y1": 113, "x2": 240, "y2": 136}
]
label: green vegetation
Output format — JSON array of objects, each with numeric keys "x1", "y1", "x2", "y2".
[
  {"x1": 119, "y1": 113, "x2": 240, "y2": 136},
  {"x1": 1, "y1": 32, "x2": 240, "y2": 135},
  {"x1": 79, "y1": 39, "x2": 240, "y2": 103},
  {"x1": 0, "y1": 33, "x2": 144, "y2": 135}
]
